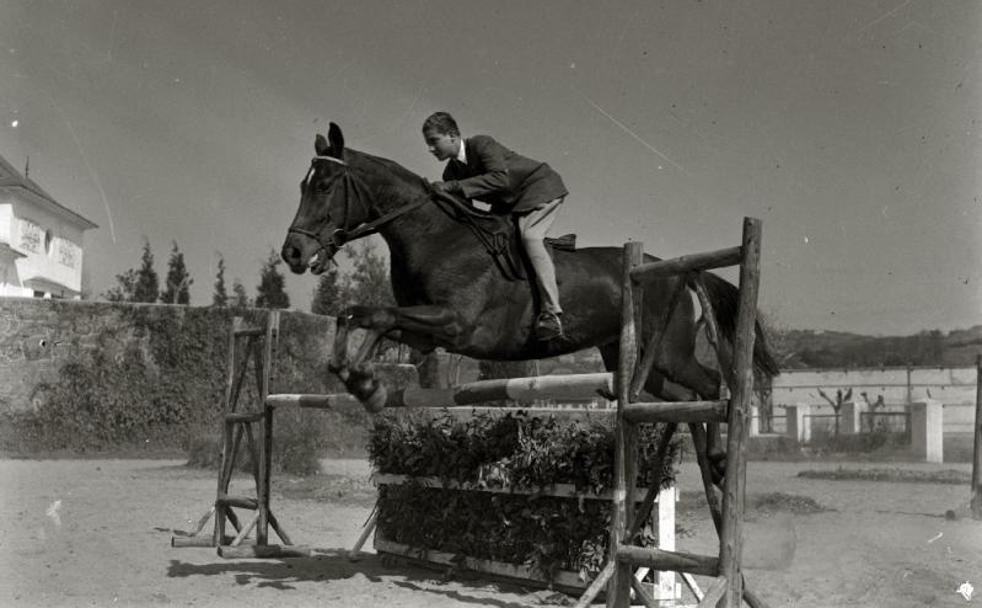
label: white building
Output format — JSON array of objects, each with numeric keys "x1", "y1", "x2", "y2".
[{"x1": 0, "y1": 154, "x2": 97, "y2": 299}]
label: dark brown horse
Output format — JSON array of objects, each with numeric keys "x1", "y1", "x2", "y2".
[{"x1": 281, "y1": 123, "x2": 778, "y2": 412}]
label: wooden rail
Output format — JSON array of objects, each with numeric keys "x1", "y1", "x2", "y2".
[
  {"x1": 621, "y1": 400, "x2": 728, "y2": 424},
  {"x1": 629, "y1": 245, "x2": 742, "y2": 283},
  {"x1": 266, "y1": 372, "x2": 614, "y2": 410}
]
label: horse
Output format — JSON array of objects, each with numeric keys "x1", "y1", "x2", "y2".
[{"x1": 281, "y1": 123, "x2": 778, "y2": 416}]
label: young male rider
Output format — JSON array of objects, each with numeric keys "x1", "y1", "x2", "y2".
[{"x1": 422, "y1": 111, "x2": 567, "y2": 341}]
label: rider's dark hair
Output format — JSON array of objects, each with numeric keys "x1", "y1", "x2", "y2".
[{"x1": 422, "y1": 112, "x2": 460, "y2": 136}]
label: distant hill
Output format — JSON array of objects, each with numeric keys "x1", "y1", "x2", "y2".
[
  {"x1": 534, "y1": 324, "x2": 982, "y2": 374},
  {"x1": 769, "y1": 325, "x2": 982, "y2": 369}
]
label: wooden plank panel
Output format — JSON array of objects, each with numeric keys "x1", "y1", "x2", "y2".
[
  {"x1": 616, "y1": 544, "x2": 719, "y2": 577},
  {"x1": 375, "y1": 537, "x2": 589, "y2": 593},
  {"x1": 373, "y1": 473, "x2": 657, "y2": 501},
  {"x1": 622, "y1": 401, "x2": 727, "y2": 424}
]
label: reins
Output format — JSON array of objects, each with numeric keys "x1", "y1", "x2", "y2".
[{"x1": 290, "y1": 154, "x2": 504, "y2": 265}]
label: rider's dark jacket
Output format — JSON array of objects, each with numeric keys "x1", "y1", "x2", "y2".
[{"x1": 442, "y1": 135, "x2": 568, "y2": 214}]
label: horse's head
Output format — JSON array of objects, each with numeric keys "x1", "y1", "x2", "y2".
[{"x1": 281, "y1": 123, "x2": 373, "y2": 275}]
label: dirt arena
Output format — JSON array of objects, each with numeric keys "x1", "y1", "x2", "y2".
[{"x1": 1, "y1": 458, "x2": 979, "y2": 608}]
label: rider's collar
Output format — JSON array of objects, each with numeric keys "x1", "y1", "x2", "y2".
[{"x1": 455, "y1": 138, "x2": 467, "y2": 164}]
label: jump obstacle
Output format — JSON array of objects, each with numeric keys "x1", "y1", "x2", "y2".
[
  {"x1": 171, "y1": 315, "x2": 688, "y2": 599},
  {"x1": 173, "y1": 217, "x2": 769, "y2": 608}
]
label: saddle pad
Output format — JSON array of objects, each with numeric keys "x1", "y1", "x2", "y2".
[{"x1": 545, "y1": 234, "x2": 576, "y2": 251}]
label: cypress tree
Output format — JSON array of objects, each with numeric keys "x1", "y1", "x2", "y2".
[
  {"x1": 212, "y1": 254, "x2": 228, "y2": 307},
  {"x1": 255, "y1": 250, "x2": 290, "y2": 309},
  {"x1": 132, "y1": 240, "x2": 159, "y2": 303},
  {"x1": 161, "y1": 241, "x2": 193, "y2": 304}
]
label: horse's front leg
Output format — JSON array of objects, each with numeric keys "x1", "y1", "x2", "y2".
[{"x1": 330, "y1": 304, "x2": 464, "y2": 412}]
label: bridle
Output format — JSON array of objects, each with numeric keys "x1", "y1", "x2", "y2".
[
  {"x1": 287, "y1": 155, "x2": 370, "y2": 255},
  {"x1": 288, "y1": 154, "x2": 432, "y2": 258}
]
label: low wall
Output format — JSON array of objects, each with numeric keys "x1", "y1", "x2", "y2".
[
  {"x1": 771, "y1": 367, "x2": 976, "y2": 410},
  {"x1": 0, "y1": 297, "x2": 348, "y2": 452}
]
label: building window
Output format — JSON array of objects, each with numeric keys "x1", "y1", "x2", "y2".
[
  {"x1": 33, "y1": 290, "x2": 46, "y2": 298},
  {"x1": 44, "y1": 229, "x2": 54, "y2": 255},
  {"x1": 20, "y1": 220, "x2": 43, "y2": 253},
  {"x1": 58, "y1": 239, "x2": 79, "y2": 269}
]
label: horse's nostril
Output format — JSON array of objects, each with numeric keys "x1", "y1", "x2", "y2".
[{"x1": 282, "y1": 246, "x2": 299, "y2": 264}]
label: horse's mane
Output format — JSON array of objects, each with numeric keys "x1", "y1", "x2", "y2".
[{"x1": 347, "y1": 148, "x2": 431, "y2": 200}]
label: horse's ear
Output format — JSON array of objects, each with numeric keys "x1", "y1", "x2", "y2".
[
  {"x1": 315, "y1": 134, "x2": 329, "y2": 156},
  {"x1": 328, "y1": 122, "x2": 345, "y2": 157}
]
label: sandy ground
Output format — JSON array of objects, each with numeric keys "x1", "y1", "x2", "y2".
[{"x1": 1, "y1": 457, "x2": 980, "y2": 608}]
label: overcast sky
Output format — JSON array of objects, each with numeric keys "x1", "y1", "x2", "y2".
[{"x1": 1, "y1": 1, "x2": 979, "y2": 335}]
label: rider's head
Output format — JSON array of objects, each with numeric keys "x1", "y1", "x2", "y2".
[{"x1": 422, "y1": 112, "x2": 461, "y2": 161}]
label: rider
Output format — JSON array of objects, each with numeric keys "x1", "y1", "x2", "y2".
[{"x1": 422, "y1": 111, "x2": 568, "y2": 341}]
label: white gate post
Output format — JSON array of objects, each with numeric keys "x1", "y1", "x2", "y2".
[
  {"x1": 841, "y1": 401, "x2": 865, "y2": 434},
  {"x1": 910, "y1": 399, "x2": 943, "y2": 463},
  {"x1": 784, "y1": 403, "x2": 811, "y2": 442}
]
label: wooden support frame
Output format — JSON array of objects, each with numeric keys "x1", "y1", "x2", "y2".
[
  {"x1": 172, "y1": 311, "x2": 299, "y2": 557},
  {"x1": 590, "y1": 217, "x2": 767, "y2": 608}
]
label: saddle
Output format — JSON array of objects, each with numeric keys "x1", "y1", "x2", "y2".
[{"x1": 431, "y1": 191, "x2": 576, "y2": 282}]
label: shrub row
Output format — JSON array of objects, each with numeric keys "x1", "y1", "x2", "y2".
[{"x1": 368, "y1": 410, "x2": 680, "y2": 581}]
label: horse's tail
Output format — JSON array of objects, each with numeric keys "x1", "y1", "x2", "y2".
[{"x1": 699, "y1": 272, "x2": 780, "y2": 382}]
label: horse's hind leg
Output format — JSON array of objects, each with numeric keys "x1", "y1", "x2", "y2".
[
  {"x1": 598, "y1": 342, "x2": 668, "y2": 401},
  {"x1": 641, "y1": 287, "x2": 723, "y2": 400}
]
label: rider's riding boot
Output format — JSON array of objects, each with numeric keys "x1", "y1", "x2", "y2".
[{"x1": 535, "y1": 311, "x2": 563, "y2": 341}]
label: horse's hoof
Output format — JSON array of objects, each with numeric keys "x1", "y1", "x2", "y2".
[
  {"x1": 353, "y1": 362, "x2": 375, "y2": 377},
  {"x1": 329, "y1": 365, "x2": 350, "y2": 383},
  {"x1": 363, "y1": 384, "x2": 388, "y2": 413},
  {"x1": 711, "y1": 462, "x2": 726, "y2": 485}
]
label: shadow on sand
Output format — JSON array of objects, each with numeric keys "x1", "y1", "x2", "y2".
[{"x1": 167, "y1": 551, "x2": 558, "y2": 608}]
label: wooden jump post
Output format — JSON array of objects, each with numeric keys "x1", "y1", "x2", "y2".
[{"x1": 972, "y1": 354, "x2": 982, "y2": 520}]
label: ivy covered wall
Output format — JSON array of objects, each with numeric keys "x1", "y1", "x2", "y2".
[{"x1": 0, "y1": 297, "x2": 357, "y2": 453}]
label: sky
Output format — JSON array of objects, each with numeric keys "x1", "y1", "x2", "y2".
[{"x1": 1, "y1": 0, "x2": 979, "y2": 335}]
